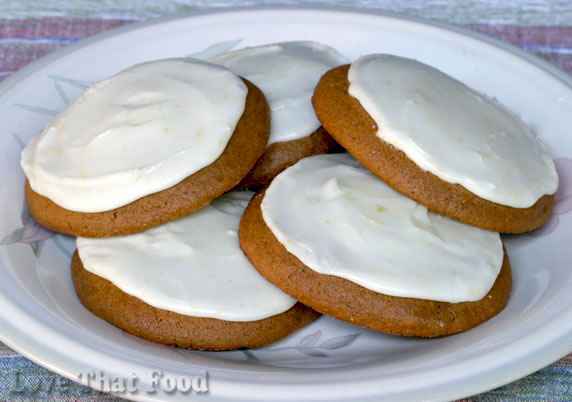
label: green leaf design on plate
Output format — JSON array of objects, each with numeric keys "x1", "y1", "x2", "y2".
[
  {"x1": 188, "y1": 39, "x2": 242, "y2": 60},
  {"x1": 241, "y1": 349, "x2": 260, "y2": 363},
  {"x1": 320, "y1": 333, "x2": 360, "y2": 350},
  {"x1": 0, "y1": 227, "x2": 25, "y2": 245}
]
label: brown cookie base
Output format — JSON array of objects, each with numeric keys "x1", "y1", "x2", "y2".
[
  {"x1": 71, "y1": 251, "x2": 319, "y2": 351},
  {"x1": 26, "y1": 78, "x2": 270, "y2": 238},
  {"x1": 233, "y1": 126, "x2": 335, "y2": 190},
  {"x1": 239, "y1": 190, "x2": 512, "y2": 338},
  {"x1": 312, "y1": 65, "x2": 553, "y2": 233}
]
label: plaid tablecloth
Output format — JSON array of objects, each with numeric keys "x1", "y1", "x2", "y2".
[{"x1": 0, "y1": 1, "x2": 571, "y2": 401}]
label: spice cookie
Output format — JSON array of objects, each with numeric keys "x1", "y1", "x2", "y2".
[
  {"x1": 233, "y1": 126, "x2": 335, "y2": 190},
  {"x1": 73, "y1": 192, "x2": 318, "y2": 350},
  {"x1": 312, "y1": 56, "x2": 558, "y2": 233},
  {"x1": 22, "y1": 58, "x2": 270, "y2": 238},
  {"x1": 211, "y1": 42, "x2": 347, "y2": 189},
  {"x1": 239, "y1": 154, "x2": 512, "y2": 337}
]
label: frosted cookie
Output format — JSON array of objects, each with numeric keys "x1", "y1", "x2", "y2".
[
  {"x1": 211, "y1": 42, "x2": 347, "y2": 189},
  {"x1": 22, "y1": 58, "x2": 270, "y2": 237},
  {"x1": 312, "y1": 56, "x2": 558, "y2": 233},
  {"x1": 239, "y1": 154, "x2": 512, "y2": 337},
  {"x1": 72, "y1": 192, "x2": 318, "y2": 350}
]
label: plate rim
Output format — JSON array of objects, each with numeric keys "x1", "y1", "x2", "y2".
[{"x1": 0, "y1": 5, "x2": 571, "y2": 402}]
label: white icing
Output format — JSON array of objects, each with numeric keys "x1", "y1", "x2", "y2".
[
  {"x1": 348, "y1": 54, "x2": 558, "y2": 208},
  {"x1": 261, "y1": 154, "x2": 503, "y2": 303},
  {"x1": 21, "y1": 58, "x2": 247, "y2": 213},
  {"x1": 211, "y1": 41, "x2": 348, "y2": 145},
  {"x1": 76, "y1": 191, "x2": 296, "y2": 321}
]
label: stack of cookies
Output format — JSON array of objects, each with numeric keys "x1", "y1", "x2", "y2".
[
  {"x1": 241, "y1": 53, "x2": 557, "y2": 337},
  {"x1": 20, "y1": 42, "x2": 558, "y2": 350},
  {"x1": 20, "y1": 42, "x2": 346, "y2": 350}
]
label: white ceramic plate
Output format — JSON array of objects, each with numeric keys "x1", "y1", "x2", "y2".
[{"x1": 1, "y1": 7, "x2": 571, "y2": 402}]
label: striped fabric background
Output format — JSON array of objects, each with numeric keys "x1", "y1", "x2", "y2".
[
  {"x1": 0, "y1": 0, "x2": 571, "y2": 79},
  {"x1": 0, "y1": 1, "x2": 571, "y2": 401}
]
